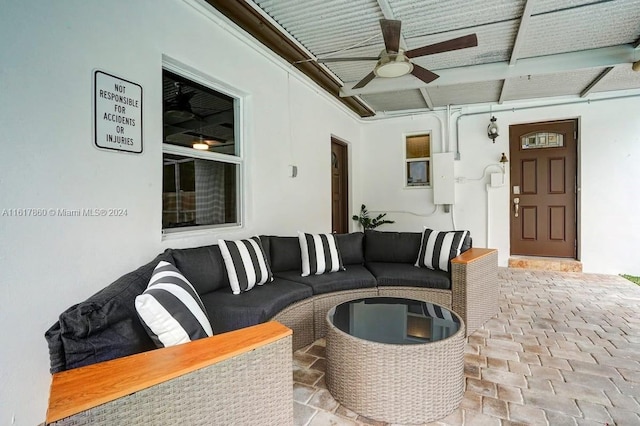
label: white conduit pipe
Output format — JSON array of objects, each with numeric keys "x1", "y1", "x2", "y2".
[{"x1": 454, "y1": 93, "x2": 640, "y2": 160}]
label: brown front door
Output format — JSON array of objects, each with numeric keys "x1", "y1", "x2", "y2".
[
  {"x1": 509, "y1": 120, "x2": 577, "y2": 258},
  {"x1": 331, "y1": 138, "x2": 349, "y2": 233}
]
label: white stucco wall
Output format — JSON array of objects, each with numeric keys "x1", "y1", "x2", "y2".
[
  {"x1": 360, "y1": 96, "x2": 640, "y2": 274},
  {"x1": 0, "y1": 1, "x2": 362, "y2": 424}
]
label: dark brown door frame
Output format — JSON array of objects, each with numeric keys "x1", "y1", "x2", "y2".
[
  {"x1": 331, "y1": 137, "x2": 349, "y2": 234},
  {"x1": 509, "y1": 119, "x2": 578, "y2": 258}
]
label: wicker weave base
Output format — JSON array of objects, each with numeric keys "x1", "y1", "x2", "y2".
[
  {"x1": 377, "y1": 286, "x2": 452, "y2": 308},
  {"x1": 272, "y1": 298, "x2": 315, "y2": 350},
  {"x1": 325, "y1": 304, "x2": 465, "y2": 424},
  {"x1": 452, "y1": 250, "x2": 499, "y2": 335},
  {"x1": 50, "y1": 336, "x2": 293, "y2": 426}
]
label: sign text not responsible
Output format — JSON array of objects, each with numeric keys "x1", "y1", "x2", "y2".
[{"x1": 94, "y1": 71, "x2": 143, "y2": 153}]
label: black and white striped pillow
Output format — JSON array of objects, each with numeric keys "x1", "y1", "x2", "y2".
[
  {"x1": 299, "y1": 232, "x2": 344, "y2": 277},
  {"x1": 218, "y1": 236, "x2": 273, "y2": 295},
  {"x1": 415, "y1": 228, "x2": 469, "y2": 272},
  {"x1": 135, "y1": 261, "x2": 213, "y2": 348}
]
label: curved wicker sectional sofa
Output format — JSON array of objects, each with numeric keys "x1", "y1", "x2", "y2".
[
  {"x1": 44, "y1": 230, "x2": 498, "y2": 425},
  {"x1": 46, "y1": 230, "x2": 498, "y2": 373}
]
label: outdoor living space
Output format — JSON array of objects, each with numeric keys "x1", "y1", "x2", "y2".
[
  {"x1": 292, "y1": 268, "x2": 640, "y2": 426},
  {"x1": 4, "y1": 2, "x2": 640, "y2": 425}
]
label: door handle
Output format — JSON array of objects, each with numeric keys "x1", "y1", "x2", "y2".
[{"x1": 513, "y1": 197, "x2": 520, "y2": 218}]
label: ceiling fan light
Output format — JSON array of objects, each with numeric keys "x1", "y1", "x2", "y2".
[
  {"x1": 165, "y1": 109, "x2": 195, "y2": 122},
  {"x1": 375, "y1": 61, "x2": 413, "y2": 78},
  {"x1": 192, "y1": 142, "x2": 209, "y2": 150}
]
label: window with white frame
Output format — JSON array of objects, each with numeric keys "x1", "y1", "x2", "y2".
[
  {"x1": 162, "y1": 68, "x2": 241, "y2": 231},
  {"x1": 405, "y1": 133, "x2": 431, "y2": 187}
]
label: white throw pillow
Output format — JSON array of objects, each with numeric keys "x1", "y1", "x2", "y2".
[
  {"x1": 218, "y1": 236, "x2": 273, "y2": 295},
  {"x1": 298, "y1": 232, "x2": 344, "y2": 277},
  {"x1": 415, "y1": 228, "x2": 469, "y2": 272},
  {"x1": 135, "y1": 261, "x2": 213, "y2": 348}
]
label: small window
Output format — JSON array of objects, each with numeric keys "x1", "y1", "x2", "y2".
[
  {"x1": 405, "y1": 134, "x2": 431, "y2": 187},
  {"x1": 162, "y1": 153, "x2": 238, "y2": 229},
  {"x1": 521, "y1": 132, "x2": 564, "y2": 149},
  {"x1": 162, "y1": 68, "x2": 241, "y2": 232}
]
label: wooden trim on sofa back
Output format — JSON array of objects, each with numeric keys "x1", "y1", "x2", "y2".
[{"x1": 451, "y1": 248, "x2": 497, "y2": 265}]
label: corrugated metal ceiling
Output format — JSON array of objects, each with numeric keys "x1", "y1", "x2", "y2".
[{"x1": 251, "y1": 0, "x2": 640, "y2": 114}]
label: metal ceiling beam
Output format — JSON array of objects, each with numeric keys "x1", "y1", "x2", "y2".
[
  {"x1": 341, "y1": 44, "x2": 638, "y2": 97},
  {"x1": 508, "y1": 0, "x2": 535, "y2": 67},
  {"x1": 580, "y1": 67, "x2": 614, "y2": 98},
  {"x1": 499, "y1": 0, "x2": 536, "y2": 104},
  {"x1": 419, "y1": 88, "x2": 434, "y2": 110}
]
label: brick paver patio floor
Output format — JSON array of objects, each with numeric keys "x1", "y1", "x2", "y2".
[{"x1": 292, "y1": 267, "x2": 640, "y2": 425}]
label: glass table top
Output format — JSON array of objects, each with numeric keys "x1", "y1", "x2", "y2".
[{"x1": 327, "y1": 297, "x2": 461, "y2": 345}]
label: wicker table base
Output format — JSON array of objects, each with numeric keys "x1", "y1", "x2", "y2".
[{"x1": 325, "y1": 303, "x2": 465, "y2": 424}]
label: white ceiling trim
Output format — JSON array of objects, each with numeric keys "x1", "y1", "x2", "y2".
[{"x1": 341, "y1": 44, "x2": 638, "y2": 97}]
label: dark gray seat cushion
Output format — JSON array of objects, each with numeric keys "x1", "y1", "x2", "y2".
[
  {"x1": 365, "y1": 262, "x2": 451, "y2": 290},
  {"x1": 275, "y1": 265, "x2": 376, "y2": 295},
  {"x1": 200, "y1": 278, "x2": 312, "y2": 334},
  {"x1": 45, "y1": 251, "x2": 174, "y2": 373}
]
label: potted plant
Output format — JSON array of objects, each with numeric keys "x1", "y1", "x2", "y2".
[{"x1": 352, "y1": 204, "x2": 394, "y2": 230}]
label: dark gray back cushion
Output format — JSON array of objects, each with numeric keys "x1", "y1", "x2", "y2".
[
  {"x1": 335, "y1": 232, "x2": 365, "y2": 265},
  {"x1": 461, "y1": 233, "x2": 472, "y2": 252},
  {"x1": 364, "y1": 230, "x2": 422, "y2": 263},
  {"x1": 264, "y1": 236, "x2": 302, "y2": 272},
  {"x1": 45, "y1": 251, "x2": 173, "y2": 373},
  {"x1": 170, "y1": 244, "x2": 228, "y2": 294}
]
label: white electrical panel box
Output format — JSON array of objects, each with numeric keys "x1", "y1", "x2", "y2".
[{"x1": 432, "y1": 152, "x2": 455, "y2": 205}]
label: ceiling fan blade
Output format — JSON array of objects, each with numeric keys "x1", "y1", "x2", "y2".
[
  {"x1": 380, "y1": 19, "x2": 401, "y2": 53},
  {"x1": 411, "y1": 64, "x2": 440, "y2": 84},
  {"x1": 405, "y1": 34, "x2": 478, "y2": 58},
  {"x1": 318, "y1": 57, "x2": 380, "y2": 63},
  {"x1": 353, "y1": 71, "x2": 376, "y2": 89}
]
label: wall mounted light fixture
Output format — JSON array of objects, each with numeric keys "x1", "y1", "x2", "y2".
[
  {"x1": 487, "y1": 116, "x2": 499, "y2": 142},
  {"x1": 499, "y1": 152, "x2": 509, "y2": 173}
]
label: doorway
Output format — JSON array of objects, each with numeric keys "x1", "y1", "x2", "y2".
[
  {"x1": 509, "y1": 119, "x2": 578, "y2": 258},
  {"x1": 331, "y1": 138, "x2": 349, "y2": 234}
]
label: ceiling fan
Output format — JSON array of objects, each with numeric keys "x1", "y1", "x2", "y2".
[
  {"x1": 318, "y1": 19, "x2": 478, "y2": 89},
  {"x1": 163, "y1": 82, "x2": 201, "y2": 123}
]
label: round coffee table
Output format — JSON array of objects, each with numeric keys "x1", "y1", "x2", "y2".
[{"x1": 325, "y1": 297, "x2": 465, "y2": 424}]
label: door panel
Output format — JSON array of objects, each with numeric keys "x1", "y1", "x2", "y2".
[
  {"x1": 549, "y1": 206, "x2": 566, "y2": 240},
  {"x1": 521, "y1": 160, "x2": 537, "y2": 193},
  {"x1": 549, "y1": 158, "x2": 565, "y2": 193},
  {"x1": 510, "y1": 120, "x2": 577, "y2": 258},
  {"x1": 521, "y1": 206, "x2": 537, "y2": 240},
  {"x1": 331, "y1": 138, "x2": 349, "y2": 234}
]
